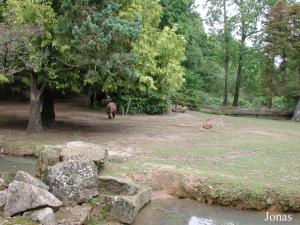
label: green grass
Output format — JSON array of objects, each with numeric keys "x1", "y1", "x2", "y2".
[
  {"x1": 1, "y1": 217, "x2": 38, "y2": 225},
  {"x1": 103, "y1": 114, "x2": 300, "y2": 203}
]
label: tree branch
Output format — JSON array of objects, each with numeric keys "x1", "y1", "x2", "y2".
[
  {"x1": 4, "y1": 68, "x2": 30, "y2": 76},
  {"x1": 57, "y1": 58, "x2": 81, "y2": 68},
  {"x1": 246, "y1": 29, "x2": 263, "y2": 38},
  {"x1": 56, "y1": 66, "x2": 77, "y2": 74},
  {"x1": 37, "y1": 80, "x2": 48, "y2": 97}
]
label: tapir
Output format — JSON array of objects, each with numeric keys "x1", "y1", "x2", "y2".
[{"x1": 107, "y1": 102, "x2": 117, "y2": 119}]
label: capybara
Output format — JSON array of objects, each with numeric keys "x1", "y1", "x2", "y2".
[
  {"x1": 202, "y1": 119, "x2": 213, "y2": 129},
  {"x1": 107, "y1": 102, "x2": 117, "y2": 119}
]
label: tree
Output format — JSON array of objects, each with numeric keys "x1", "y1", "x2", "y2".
[
  {"x1": 114, "y1": 0, "x2": 186, "y2": 105},
  {"x1": 260, "y1": 57, "x2": 276, "y2": 108},
  {"x1": 263, "y1": 0, "x2": 300, "y2": 121},
  {"x1": 57, "y1": 0, "x2": 142, "y2": 97},
  {"x1": 0, "y1": 0, "x2": 144, "y2": 132},
  {"x1": 0, "y1": 0, "x2": 58, "y2": 133},
  {"x1": 160, "y1": 0, "x2": 211, "y2": 108},
  {"x1": 206, "y1": 0, "x2": 235, "y2": 106},
  {"x1": 288, "y1": 2, "x2": 300, "y2": 120},
  {"x1": 231, "y1": 0, "x2": 273, "y2": 107}
]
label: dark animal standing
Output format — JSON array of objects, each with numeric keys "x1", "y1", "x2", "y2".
[{"x1": 107, "y1": 102, "x2": 117, "y2": 119}]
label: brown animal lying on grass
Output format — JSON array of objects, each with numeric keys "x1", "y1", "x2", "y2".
[
  {"x1": 107, "y1": 102, "x2": 117, "y2": 119},
  {"x1": 202, "y1": 119, "x2": 213, "y2": 129}
]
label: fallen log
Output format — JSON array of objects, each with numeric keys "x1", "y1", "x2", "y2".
[{"x1": 171, "y1": 119, "x2": 213, "y2": 129}]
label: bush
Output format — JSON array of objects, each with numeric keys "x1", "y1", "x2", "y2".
[
  {"x1": 115, "y1": 93, "x2": 171, "y2": 115},
  {"x1": 272, "y1": 97, "x2": 295, "y2": 111},
  {"x1": 199, "y1": 92, "x2": 223, "y2": 108},
  {"x1": 172, "y1": 88, "x2": 201, "y2": 110}
]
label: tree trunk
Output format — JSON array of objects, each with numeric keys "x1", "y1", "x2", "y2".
[
  {"x1": 223, "y1": 0, "x2": 229, "y2": 107},
  {"x1": 232, "y1": 53, "x2": 243, "y2": 107},
  {"x1": 223, "y1": 46, "x2": 229, "y2": 107},
  {"x1": 292, "y1": 98, "x2": 300, "y2": 122},
  {"x1": 27, "y1": 73, "x2": 43, "y2": 133},
  {"x1": 41, "y1": 88, "x2": 55, "y2": 127},
  {"x1": 90, "y1": 92, "x2": 97, "y2": 109},
  {"x1": 93, "y1": 92, "x2": 97, "y2": 109},
  {"x1": 232, "y1": 33, "x2": 246, "y2": 107}
]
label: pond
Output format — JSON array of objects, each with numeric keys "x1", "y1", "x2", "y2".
[
  {"x1": 133, "y1": 198, "x2": 300, "y2": 225},
  {"x1": 0, "y1": 155, "x2": 37, "y2": 180}
]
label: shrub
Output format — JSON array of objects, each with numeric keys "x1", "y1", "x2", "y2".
[
  {"x1": 115, "y1": 93, "x2": 171, "y2": 115},
  {"x1": 172, "y1": 88, "x2": 201, "y2": 110}
]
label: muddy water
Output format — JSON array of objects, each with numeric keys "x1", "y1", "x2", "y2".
[
  {"x1": 133, "y1": 198, "x2": 300, "y2": 225},
  {"x1": 0, "y1": 155, "x2": 36, "y2": 180}
]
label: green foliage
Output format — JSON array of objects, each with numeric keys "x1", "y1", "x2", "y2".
[
  {"x1": 0, "y1": 74, "x2": 8, "y2": 83},
  {"x1": 172, "y1": 88, "x2": 201, "y2": 110},
  {"x1": 263, "y1": 0, "x2": 300, "y2": 100},
  {"x1": 0, "y1": 0, "x2": 58, "y2": 84},
  {"x1": 116, "y1": 93, "x2": 171, "y2": 115},
  {"x1": 160, "y1": 0, "x2": 210, "y2": 109},
  {"x1": 0, "y1": 0, "x2": 6, "y2": 22},
  {"x1": 118, "y1": 0, "x2": 186, "y2": 93},
  {"x1": 1, "y1": 0, "x2": 298, "y2": 115},
  {"x1": 160, "y1": 0, "x2": 206, "y2": 77},
  {"x1": 57, "y1": 0, "x2": 142, "y2": 94},
  {"x1": 172, "y1": 69, "x2": 203, "y2": 109}
]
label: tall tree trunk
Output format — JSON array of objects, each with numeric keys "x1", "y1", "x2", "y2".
[
  {"x1": 27, "y1": 73, "x2": 43, "y2": 133},
  {"x1": 292, "y1": 98, "x2": 300, "y2": 122},
  {"x1": 232, "y1": 33, "x2": 246, "y2": 107},
  {"x1": 223, "y1": 53, "x2": 229, "y2": 107},
  {"x1": 41, "y1": 87, "x2": 55, "y2": 127},
  {"x1": 223, "y1": 0, "x2": 229, "y2": 107}
]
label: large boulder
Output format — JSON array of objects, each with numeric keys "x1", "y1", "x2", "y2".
[
  {"x1": 23, "y1": 207, "x2": 57, "y2": 225},
  {"x1": 106, "y1": 189, "x2": 152, "y2": 224},
  {"x1": 4, "y1": 181, "x2": 62, "y2": 217},
  {"x1": 99, "y1": 176, "x2": 138, "y2": 196},
  {"x1": 15, "y1": 171, "x2": 49, "y2": 191},
  {"x1": 99, "y1": 176, "x2": 151, "y2": 224},
  {"x1": 0, "y1": 190, "x2": 7, "y2": 210},
  {"x1": 36, "y1": 145, "x2": 62, "y2": 181},
  {"x1": 47, "y1": 157, "x2": 99, "y2": 204},
  {"x1": 61, "y1": 142, "x2": 108, "y2": 171},
  {"x1": 55, "y1": 204, "x2": 92, "y2": 225}
]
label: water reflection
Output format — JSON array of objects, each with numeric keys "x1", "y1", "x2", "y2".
[
  {"x1": 189, "y1": 216, "x2": 214, "y2": 225},
  {"x1": 133, "y1": 198, "x2": 300, "y2": 225},
  {"x1": 0, "y1": 155, "x2": 36, "y2": 181}
]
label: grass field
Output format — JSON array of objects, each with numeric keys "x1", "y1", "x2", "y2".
[{"x1": 0, "y1": 101, "x2": 299, "y2": 209}]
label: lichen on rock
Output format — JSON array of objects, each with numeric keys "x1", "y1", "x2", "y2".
[{"x1": 47, "y1": 156, "x2": 99, "y2": 204}]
